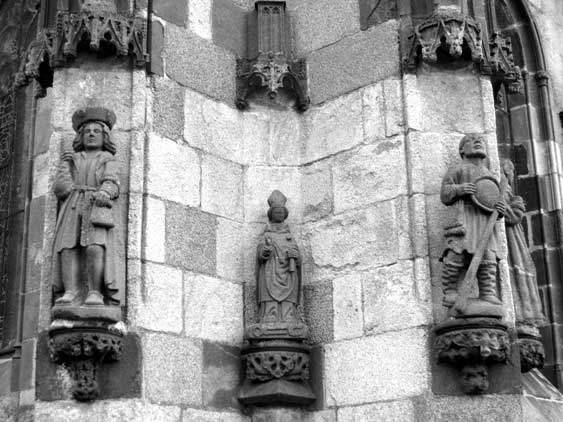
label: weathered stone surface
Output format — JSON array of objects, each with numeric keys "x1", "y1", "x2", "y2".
[
  {"x1": 212, "y1": 0, "x2": 247, "y2": 55},
  {"x1": 362, "y1": 82, "x2": 386, "y2": 142},
  {"x1": 34, "y1": 96, "x2": 53, "y2": 155},
  {"x1": 383, "y1": 78, "x2": 404, "y2": 136},
  {"x1": 150, "y1": 20, "x2": 164, "y2": 76},
  {"x1": 301, "y1": 161, "x2": 333, "y2": 222},
  {"x1": 144, "y1": 333, "x2": 202, "y2": 405},
  {"x1": 250, "y1": 408, "x2": 303, "y2": 422},
  {"x1": 189, "y1": 0, "x2": 212, "y2": 39},
  {"x1": 184, "y1": 89, "x2": 269, "y2": 165},
  {"x1": 152, "y1": 77, "x2": 185, "y2": 141},
  {"x1": 202, "y1": 341, "x2": 242, "y2": 410},
  {"x1": 309, "y1": 20, "x2": 400, "y2": 104},
  {"x1": 338, "y1": 399, "x2": 414, "y2": 422},
  {"x1": 324, "y1": 327, "x2": 429, "y2": 406},
  {"x1": 184, "y1": 274, "x2": 243, "y2": 345},
  {"x1": 523, "y1": 395, "x2": 563, "y2": 422},
  {"x1": 363, "y1": 260, "x2": 432, "y2": 335},
  {"x1": 216, "y1": 217, "x2": 243, "y2": 281},
  {"x1": 287, "y1": 0, "x2": 360, "y2": 55},
  {"x1": 35, "y1": 400, "x2": 181, "y2": 422},
  {"x1": 0, "y1": 361, "x2": 11, "y2": 395},
  {"x1": 166, "y1": 203, "x2": 217, "y2": 274},
  {"x1": 303, "y1": 91, "x2": 363, "y2": 163},
  {"x1": 145, "y1": 196, "x2": 166, "y2": 262},
  {"x1": 302, "y1": 410, "x2": 337, "y2": 422},
  {"x1": 166, "y1": 24, "x2": 235, "y2": 103},
  {"x1": 137, "y1": 262, "x2": 183, "y2": 333},
  {"x1": 306, "y1": 196, "x2": 411, "y2": 274},
  {"x1": 269, "y1": 110, "x2": 305, "y2": 166},
  {"x1": 182, "y1": 409, "x2": 249, "y2": 422},
  {"x1": 32, "y1": 152, "x2": 50, "y2": 199},
  {"x1": 201, "y1": 154, "x2": 243, "y2": 220},
  {"x1": 243, "y1": 166, "x2": 301, "y2": 224},
  {"x1": 153, "y1": 0, "x2": 187, "y2": 27},
  {"x1": 332, "y1": 138, "x2": 408, "y2": 213},
  {"x1": 332, "y1": 274, "x2": 363, "y2": 341},
  {"x1": 147, "y1": 133, "x2": 200, "y2": 206},
  {"x1": 404, "y1": 68, "x2": 484, "y2": 133},
  {"x1": 414, "y1": 394, "x2": 523, "y2": 422},
  {"x1": 303, "y1": 281, "x2": 334, "y2": 345}
]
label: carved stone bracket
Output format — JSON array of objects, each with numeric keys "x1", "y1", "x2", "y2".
[
  {"x1": 48, "y1": 321, "x2": 124, "y2": 401},
  {"x1": 403, "y1": 9, "x2": 483, "y2": 72},
  {"x1": 482, "y1": 32, "x2": 522, "y2": 94},
  {"x1": 434, "y1": 318, "x2": 510, "y2": 394},
  {"x1": 517, "y1": 325, "x2": 545, "y2": 373},
  {"x1": 236, "y1": 53, "x2": 309, "y2": 112},
  {"x1": 236, "y1": 2, "x2": 309, "y2": 112},
  {"x1": 239, "y1": 339, "x2": 314, "y2": 405},
  {"x1": 15, "y1": 8, "x2": 147, "y2": 95}
]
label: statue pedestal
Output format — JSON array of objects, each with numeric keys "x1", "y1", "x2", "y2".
[
  {"x1": 238, "y1": 336, "x2": 315, "y2": 406},
  {"x1": 48, "y1": 319, "x2": 124, "y2": 401},
  {"x1": 434, "y1": 317, "x2": 510, "y2": 394},
  {"x1": 52, "y1": 304, "x2": 121, "y2": 323},
  {"x1": 517, "y1": 324, "x2": 545, "y2": 373}
]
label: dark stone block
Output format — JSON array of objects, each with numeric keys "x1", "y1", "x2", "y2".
[
  {"x1": 202, "y1": 341, "x2": 242, "y2": 410},
  {"x1": 0, "y1": 359, "x2": 11, "y2": 395},
  {"x1": 153, "y1": 0, "x2": 187, "y2": 27},
  {"x1": 307, "y1": 345, "x2": 324, "y2": 411},
  {"x1": 531, "y1": 212, "x2": 543, "y2": 246},
  {"x1": 509, "y1": 107, "x2": 531, "y2": 143},
  {"x1": 152, "y1": 77, "x2": 184, "y2": 140},
  {"x1": 212, "y1": 0, "x2": 247, "y2": 56},
  {"x1": 18, "y1": 339, "x2": 35, "y2": 390},
  {"x1": 516, "y1": 176, "x2": 539, "y2": 212},
  {"x1": 36, "y1": 330, "x2": 142, "y2": 400},
  {"x1": 521, "y1": 215, "x2": 529, "y2": 245},
  {"x1": 21, "y1": 291, "x2": 39, "y2": 340},
  {"x1": 531, "y1": 249, "x2": 547, "y2": 287},
  {"x1": 166, "y1": 203, "x2": 217, "y2": 275},
  {"x1": 513, "y1": 143, "x2": 529, "y2": 175},
  {"x1": 359, "y1": 0, "x2": 398, "y2": 30},
  {"x1": 431, "y1": 327, "x2": 521, "y2": 395},
  {"x1": 545, "y1": 211, "x2": 563, "y2": 247},
  {"x1": 26, "y1": 196, "x2": 45, "y2": 293},
  {"x1": 34, "y1": 103, "x2": 52, "y2": 155},
  {"x1": 150, "y1": 20, "x2": 164, "y2": 76},
  {"x1": 303, "y1": 282, "x2": 333, "y2": 345}
]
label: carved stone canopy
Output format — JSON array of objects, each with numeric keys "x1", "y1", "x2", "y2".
[{"x1": 16, "y1": 2, "x2": 148, "y2": 96}]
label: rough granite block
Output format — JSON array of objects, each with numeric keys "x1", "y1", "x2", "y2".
[
  {"x1": 165, "y1": 203, "x2": 217, "y2": 275},
  {"x1": 308, "y1": 20, "x2": 400, "y2": 105},
  {"x1": 201, "y1": 154, "x2": 243, "y2": 221},
  {"x1": 202, "y1": 341, "x2": 242, "y2": 410},
  {"x1": 152, "y1": 77, "x2": 185, "y2": 141},
  {"x1": 212, "y1": 0, "x2": 247, "y2": 55},
  {"x1": 153, "y1": 0, "x2": 187, "y2": 27},
  {"x1": 338, "y1": 399, "x2": 415, "y2": 422}
]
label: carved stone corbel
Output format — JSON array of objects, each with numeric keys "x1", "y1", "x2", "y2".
[
  {"x1": 482, "y1": 32, "x2": 522, "y2": 95},
  {"x1": 16, "y1": 1, "x2": 148, "y2": 95},
  {"x1": 435, "y1": 318, "x2": 510, "y2": 394},
  {"x1": 236, "y1": 2, "x2": 309, "y2": 112},
  {"x1": 48, "y1": 321, "x2": 124, "y2": 401}
]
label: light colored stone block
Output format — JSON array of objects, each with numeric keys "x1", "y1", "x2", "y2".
[
  {"x1": 182, "y1": 409, "x2": 249, "y2": 422},
  {"x1": 301, "y1": 161, "x2": 332, "y2": 222},
  {"x1": 362, "y1": 260, "x2": 432, "y2": 335},
  {"x1": 410, "y1": 194, "x2": 430, "y2": 258},
  {"x1": 302, "y1": 410, "x2": 336, "y2": 422},
  {"x1": 332, "y1": 138, "x2": 408, "y2": 213},
  {"x1": 184, "y1": 274, "x2": 244, "y2": 345},
  {"x1": 137, "y1": 263, "x2": 183, "y2": 333},
  {"x1": 144, "y1": 333, "x2": 203, "y2": 405},
  {"x1": 128, "y1": 131, "x2": 145, "y2": 194},
  {"x1": 127, "y1": 192, "x2": 143, "y2": 260},
  {"x1": 287, "y1": 0, "x2": 360, "y2": 55},
  {"x1": 201, "y1": 154, "x2": 243, "y2": 220},
  {"x1": 243, "y1": 166, "x2": 301, "y2": 224},
  {"x1": 304, "y1": 90, "x2": 364, "y2": 163},
  {"x1": 189, "y1": 0, "x2": 212, "y2": 40},
  {"x1": 269, "y1": 109, "x2": 304, "y2": 166},
  {"x1": 384, "y1": 78, "x2": 404, "y2": 136},
  {"x1": 216, "y1": 217, "x2": 244, "y2": 281},
  {"x1": 145, "y1": 196, "x2": 166, "y2": 262},
  {"x1": 338, "y1": 400, "x2": 415, "y2": 422},
  {"x1": 324, "y1": 327, "x2": 429, "y2": 406},
  {"x1": 147, "y1": 132, "x2": 200, "y2": 206},
  {"x1": 307, "y1": 197, "x2": 411, "y2": 273},
  {"x1": 332, "y1": 274, "x2": 363, "y2": 341},
  {"x1": 362, "y1": 82, "x2": 385, "y2": 142},
  {"x1": 32, "y1": 152, "x2": 50, "y2": 199}
]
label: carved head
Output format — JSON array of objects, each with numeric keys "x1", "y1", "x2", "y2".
[
  {"x1": 460, "y1": 364, "x2": 489, "y2": 394},
  {"x1": 459, "y1": 134, "x2": 487, "y2": 159},
  {"x1": 267, "y1": 190, "x2": 289, "y2": 223},
  {"x1": 72, "y1": 121, "x2": 116, "y2": 154}
]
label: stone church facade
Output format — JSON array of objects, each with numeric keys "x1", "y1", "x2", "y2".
[{"x1": 1, "y1": 0, "x2": 563, "y2": 421}]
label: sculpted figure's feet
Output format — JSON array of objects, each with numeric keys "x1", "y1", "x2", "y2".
[
  {"x1": 442, "y1": 292, "x2": 458, "y2": 307},
  {"x1": 479, "y1": 294, "x2": 502, "y2": 305},
  {"x1": 55, "y1": 290, "x2": 80, "y2": 306},
  {"x1": 84, "y1": 291, "x2": 104, "y2": 306}
]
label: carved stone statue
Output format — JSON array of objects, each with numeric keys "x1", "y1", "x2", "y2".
[
  {"x1": 256, "y1": 190, "x2": 301, "y2": 324},
  {"x1": 501, "y1": 159, "x2": 546, "y2": 371},
  {"x1": 51, "y1": 107, "x2": 122, "y2": 321},
  {"x1": 239, "y1": 190, "x2": 314, "y2": 406},
  {"x1": 440, "y1": 133, "x2": 506, "y2": 315}
]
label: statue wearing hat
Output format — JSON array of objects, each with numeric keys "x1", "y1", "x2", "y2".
[
  {"x1": 256, "y1": 190, "x2": 301, "y2": 324},
  {"x1": 440, "y1": 134, "x2": 507, "y2": 315},
  {"x1": 51, "y1": 107, "x2": 122, "y2": 320}
]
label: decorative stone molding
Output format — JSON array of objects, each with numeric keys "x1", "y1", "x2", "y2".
[
  {"x1": 16, "y1": 4, "x2": 147, "y2": 95},
  {"x1": 238, "y1": 190, "x2": 315, "y2": 406},
  {"x1": 48, "y1": 321, "x2": 124, "y2": 401},
  {"x1": 435, "y1": 318, "x2": 510, "y2": 394},
  {"x1": 482, "y1": 32, "x2": 522, "y2": 94},
  {"x1": 517, "y1": 325, "x2": 545, "y2": 373},
  {"x1": 236, "y1": 2, "x2": 309, "y2": 112}
]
